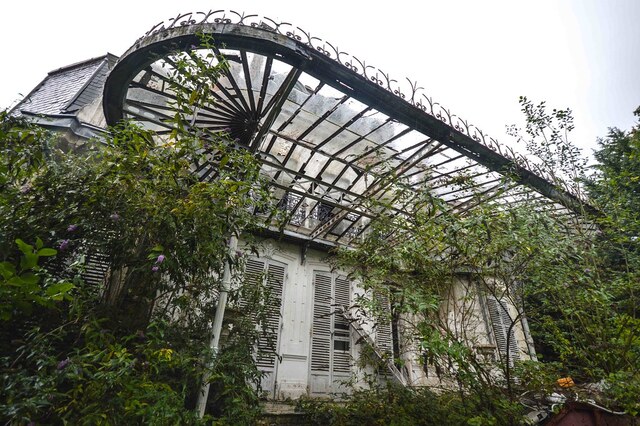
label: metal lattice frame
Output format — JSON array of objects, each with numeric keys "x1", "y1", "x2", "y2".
[{"x1": 103, "y1": 10, "x2": 596, "y2": 247}]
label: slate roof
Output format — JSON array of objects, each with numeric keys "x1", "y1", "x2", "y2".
[{"x1": 11, "y1": 54, "x2": 118, "y2": 117}]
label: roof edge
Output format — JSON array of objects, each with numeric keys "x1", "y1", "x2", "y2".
[
  {"x1": 48, "y1": 53, "x2": 119, "y2": 76},
  {"x1": 62, "y1": 57, "x2": 115, "y2": 113},
  {"x1": 20, "y1": 111, "x2": 107, "y2": 139},
  {"x1": 9, "y1": 53, "x2": 119, "y2": 116}
]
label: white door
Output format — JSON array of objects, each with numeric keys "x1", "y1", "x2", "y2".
[
  {"x1": 310, "y1": 271, "x2": 351, "y2": 395},
  {"x1": 245, "y1": 257, "x2": 286, "y2": 395}
]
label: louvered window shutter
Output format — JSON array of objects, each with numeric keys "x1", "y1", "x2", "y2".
[
  {"x1": 311, "y1": 272, "x2": 332, "y2": 373},
  {"x1": 243, "y1": 258, "x2": 284, "y2": 370},
  {"x1": 244, "y1": 258, "x2": 266, "y2": 290},
  {"x1": 256, "y1": 261, "x2": 285, "y2": 369},
  {"x1": 82, "y1": 250, "x2": 110, "y2": 287},
  {"x1": 374, "y1": 291, "x2": 393, "y2": 356},
  {"x1": 486, "y1": 297, "x2": 520, "y2": 365},
  {"x1": 240, "y1": 258, "x2": 265, "y2": 314},
  {"x1": 333, "y1": 276, "x2": 351, "y2": 373}
]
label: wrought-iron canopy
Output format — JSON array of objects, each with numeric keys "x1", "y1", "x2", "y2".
[{"x1": 103, "y1": 11, "x2": 595, "y2": 247}]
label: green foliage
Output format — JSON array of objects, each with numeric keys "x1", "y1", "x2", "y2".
[
  {"x1": 604, "y1": 371, "x2": 640, "y2": 416},
  {"x1": 506, "y1": 96, "x2": 586, "y2": 190},
  {"x1": 334, "y1": 173, "x2": 562, "y2": 422},
  {"x1": 2, "y1": 317, "x2": 206, "y2": 425},
  {"x1": 587, "y1": 109, "x2": 640, "y2": 263},
  {"x1": 0, "y1": 42, "x2": 279, "y2": 424},
  {"x1": 337, "y1": 183, "x2": 560, "y2": 375},
  {"x1": 0, "y1": 238, "x2": 74, "y2": 320},
  {"x1": 507, "y1": 101, "x2": 640, "y2": 412},
  {"x1": 331, "y1": 99, "x2": 640, "y2": 420},
  {"x1": 296, "y1": 383, "x2": 523, "y2": 426},
  {"x1": 578, "y1": 108, "x2": 640, "y2": 415}
]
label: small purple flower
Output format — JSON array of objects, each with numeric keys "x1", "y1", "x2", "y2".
[
  {"x1": 57, "y1": 357, "x2": 70, "y2": 370},
  {"x1": 156, "y1": 254, "x2": 165, "y2": 264},
  {"x1": 236, "y1": 250, "x2": 244, "y2": 258},
  {"x1": 222, "y1": 127, "x2": 231, "y2": 132},
  {"x1": 59, "y1": 239, "x2": 70, "y2": 251},
  {"x1": 67, "y1": 224, "x2": 78, "y2": 232},
  {"x1": 109, "y1": 213, "x2": 120, "y2": 221},
  {"x1": 584, "y1": 268, "x2": 592, "y2": 274},
  {"x1": 151, "y1": 265, "x2": 160, "y2": 273},
  {"x1": 20, "y1": 183, "x2": 32, "y2": 194}
]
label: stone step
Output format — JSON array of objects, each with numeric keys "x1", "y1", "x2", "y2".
[{"x1": 258, "y1": 402, "x2": 310, "y2": 426}]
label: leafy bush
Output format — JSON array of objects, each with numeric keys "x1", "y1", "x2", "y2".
[
  {"x1": 296, "y1": 383, "x2": 523, "y2": 426},
  {"x1": 0, "y1": 42, "x2": 278, "y2": 424}
]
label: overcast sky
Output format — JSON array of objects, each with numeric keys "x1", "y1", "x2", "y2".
[{"x1": 2, "y1": 0, "x2": 638, "y2": 158}]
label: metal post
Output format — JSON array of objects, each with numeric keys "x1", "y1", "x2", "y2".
[
  {"x1": 196, "y1": 234, "x2": 238, "y2": 417},
  {"x1": 519, "y1": 312, "x2": 537, "y2": 359}
]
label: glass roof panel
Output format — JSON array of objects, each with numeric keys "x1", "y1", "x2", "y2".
[{"x1": 109, "y1": 30, "x2": 593, "y2": 247}]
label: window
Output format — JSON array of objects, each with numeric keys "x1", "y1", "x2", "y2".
[
  {"x1": 486, "y1": 296, "x2": 520, "y2": 366},
  {"x1": 278, "y1": 192, "x2": 306, "y2": 225},
  {"x1": 310, "y1": 271, "x2": 351, "y2": 394},
  {"x1": 243, "y1": 257, "x2": 286, "y2": 394},
  {"x1": 310, "y1": 201, "x2": 333, "y2": 222},
  {"x1": 374, "y1": 290, "x2": 393, "y2": 356}
]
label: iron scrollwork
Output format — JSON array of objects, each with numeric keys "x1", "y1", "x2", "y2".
[{"x1": 132, "y1": 9, "x2": 556, "y2": 187}]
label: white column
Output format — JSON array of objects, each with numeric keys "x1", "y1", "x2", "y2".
[{"x1": 196, "y1": 233, "x2": 239, "y2": 417}]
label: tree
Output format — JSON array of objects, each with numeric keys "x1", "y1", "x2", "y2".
[
  {"x1": 325, "y1": 100, "x2": 640, "y2": 423},
  {"x1": 0, "y1": 45, "x2": 280, "y2": 424},
  {"x1": 587, "y1": 107, "x2": 640, "y2": 266}
]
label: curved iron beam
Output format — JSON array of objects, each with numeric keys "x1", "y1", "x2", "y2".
[{"x1": 103, "y1": 13, "x2": 598, "y2": 218}]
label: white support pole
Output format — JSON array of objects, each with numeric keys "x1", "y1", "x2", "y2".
[{"x1": 196, "y1": 234, "x2": 238, "y2": 418}]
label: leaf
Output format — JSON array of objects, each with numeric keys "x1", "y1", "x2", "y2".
[
  {"x1": 19, "y1": 273, "x2": 40, "y2": 286},
  {"x1": 20, "y1": 253, "x2": 38, "y2": 270},
  {"x1": 15, "y1": 239, "x2": 33, "y2": 255},
  {"x1": 37, "y1": 248, "x2": 57, "y2": 257},
  {"x1": 0, "y1": 262, "x2": 16, "y2": 279},
  {"x1": 45, "y1": 282, "x2": 75, "y2": 300},
  {"x1": 6, "y1": 276, "x2": 29, "y2": 287},
  {"x1": 189, "y1": 90, "x2": 198, "y2": 104},
  {"x1": 35, "y1": 237, "x2": 43, "y2": 250}
]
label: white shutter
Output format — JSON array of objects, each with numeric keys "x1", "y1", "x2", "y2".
[
  {"x1": 256, "y1": 261, "x2": 285, "y2": 369},
  {"x1": 82, "y1": 250, "x2": 110, "y2": 287},
  {"x1": 374, "y1": 291, "x2": 393, "y2": 356},
  {"x1": 334, "y1": 276, "x2": 350, "y2": 307},
  {"x1": 244, "y1": 258, "x2": 266, "y2": 288},
  {"x1": 333, "y1": 276, "x2": 351, "y2": 373},
  {"x1": 240, "y1": 258, "x2": 265, "y2": 314},
  {"x1": 311, "y1": 273, "x2": 352, "y2": 376},
  {"x1": 244, "y1": 258, "x2": 285, "y2": 370},
  {"x1": 332, "y1": 342, "x2": 351, "y2": 373},
  {"x1": 311, "y1": 272, "x2": 332, "y2": 372},
  {"x1": 486, "y1": 297, "x2": 520, "y2": 365}
]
